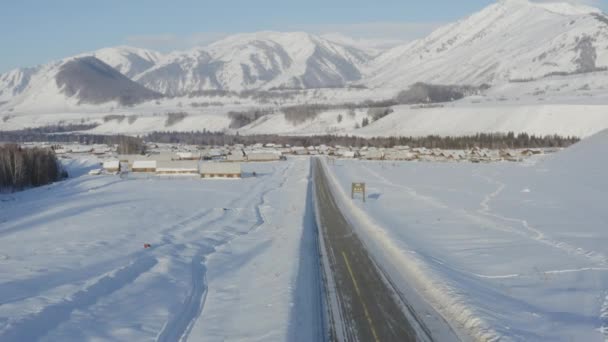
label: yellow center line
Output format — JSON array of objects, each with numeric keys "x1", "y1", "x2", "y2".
[{"x1": 342, "y1": 251, "x2": 380, "y2": 342}]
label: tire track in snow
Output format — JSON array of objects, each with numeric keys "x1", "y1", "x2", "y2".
[
  {"x1": 364, "y1": 162, "x2": 608, "y2": 268},
  {"x1": 0, "y1": 256, "x2": 157, "y2": 342},
  {"x1": 156, "y1": 255, "x2": 207, "y2": 342},
  {"x1": 476, "y1": 173, "x2": 608, "y2": 267},
  {"x1": 476, "y1": 172, "x2": 608, "y2": 340},
  {"x1": 354, "y1": 162, "x2": 608, "y2": 339},
  {"x1": 155, "y1": 161, "x2": 293, "y2": 342}
]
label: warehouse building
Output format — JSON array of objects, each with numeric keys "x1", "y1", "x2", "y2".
[
  {"x1": 156, "y1": 160, "x2": 199, "y2": 175},
  {"x1": 200, "y1": 162, "x2": 242, "y2": 178},
  {"x1": 131, "y1": 160, "x2": 157, "y2": 173},
  {"x1": 102, "y1": 160, "x2": 120, "y2": 173},
  {"x1": 226, "y1": 150, "x2": 246, "y2": 162},
  {"x1": 246, "y1": 151, "x2": 281, "y2": 161}
]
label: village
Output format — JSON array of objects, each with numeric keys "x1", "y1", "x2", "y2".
[{"x1": 27, "y1": 141, "x2": 556, "y2": 178}]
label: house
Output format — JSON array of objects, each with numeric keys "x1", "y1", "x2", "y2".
[
  {"x1": 156, "y1": 160, "x2": 198, "y2": 175},
  {"x1": 247, "y1": 151, "x2": 281, "y2": 161},
  {"x1": 521, "y1": 149, "x2": 543, "y2": 156},
  {"x1": 131, "y1": 160, "x2": 157, "y2": 173},
  {"x1": 102, "y1": 160, "x2": 120, "y2": 173},
  {"x1": 339, "y1": 150, "x2": 356, "y2": 158},
  {"x1": 200, "y1": 162, "x2": 242, "y2": 178},
  {"x1": 176, "y1": 152, "x2": 200, "y2": 160},
  {"x1": 118, "y1": 154, "x2": 152, "y2": 165},
  {"x1": 500, "y1": 150, "x2": 521, "y2": 162},
  {"x1": 364, "y1": 150, "x2": 384, "y2": 160},
  {"x1": 226, "y1": 150, "x2": 246, "y2": 162}
]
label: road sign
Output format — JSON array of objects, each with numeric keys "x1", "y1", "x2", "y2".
[{"x1": 351, "y1": 182, "x2": 366, "y2": 202}]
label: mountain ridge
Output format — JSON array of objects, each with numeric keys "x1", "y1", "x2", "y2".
[{"x1": 0, "y1": 0, "x2": 607, "y2": 110}]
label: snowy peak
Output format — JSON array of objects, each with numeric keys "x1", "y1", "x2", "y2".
[
  {"x1": 366, "y1": 0, "x2": 608, "y2": 88},
  {"x1": 498, "y1": 0, "x2": 601, "y2": 16},
  {"x1": 56, "y1": 56, "x2": 162, "y2": 106},
  {"x1": 87, "y1": 46, "x2": 163, "y2": 78},
  {"x1": 1, "y1": 56, "x2": 162, "y2": 112},
  {"x1": 0, "y1": 66, "x2": 40, "y2": 103},
  {"x1": 135, "y1": 31, "x2": 373, "y2": 94}
]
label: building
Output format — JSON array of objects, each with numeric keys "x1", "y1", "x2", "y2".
[
  {"x1": 246, "y1": 151, "x2": 281, "y2": 161},
  {"x1": 176, "y1": 152, "x2": 200, "y2": 160},
  {"x1": 131, "y1": 160, "x2": 157, "y2": 173},
  {"x1": 226, "y1": 150, "x2": 246, "y2": 162},
  {"x1": 156, "y1": 160, "x2": 199, "y2": 175},
  {"x1": 385, "y1": 151, "x2": 416, "y2": 161},
  {"x1": 363, "y1": 150, "x2": 384, "y2": 160},
  {"x1": 200, "y1": 162, "x2": 242, "y2": 178},
  {"x1": 337, "y1": 150, "x2": 355, "y2": 158},
  {"x1": 102, "y1": 160, "x2": 121, "y2": 173}
]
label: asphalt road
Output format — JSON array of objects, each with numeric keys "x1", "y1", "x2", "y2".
[{"x1": 313, "y1": 159, "x2": 424, "y2": 342}]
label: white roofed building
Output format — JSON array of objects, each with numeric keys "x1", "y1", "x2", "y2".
[
  {"x1": 131, "y1": 160, "x2": 157, "y2": 173},
  {"x1": 246, "y1": 151, "x2": 281, "y2": 161},
  {"x1": 102, "y1": 160, "x2": 120, "y2": 173},
  {"x1": 156, "y1": 160, "x2": 199, "y2": 175},
  {"x1": 200, "y1": 162, "x2": 242, "y2": 178}
]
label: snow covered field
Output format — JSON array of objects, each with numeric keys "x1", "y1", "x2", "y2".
[
  {"x1": 0, "y1": 158, "x2": 322, "y2": 341},
  {"x1": 323, "y1": 130, "x2": 608, "y2": 341}
]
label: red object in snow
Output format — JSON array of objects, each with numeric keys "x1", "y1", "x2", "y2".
[{"x1": 144, "y1": 243, "x2": 151, "y2": 249}]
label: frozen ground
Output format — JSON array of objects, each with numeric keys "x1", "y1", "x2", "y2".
[
  {"x1": 323, "y1": 130, "x2": 608, "y2": 341},
  {"x1": 0, "y1": 158, "x2": 322, "y2": 341}
]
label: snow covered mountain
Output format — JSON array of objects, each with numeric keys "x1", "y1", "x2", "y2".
[
  {"x1": 0, "y1": 66, "x2": 41, "y2": 104},
  {"x1": 135, "y1": 32, "x2": 373, "y2": 94},
  {"x1": 88, "y1": 46, "x2": 163, "y2": 78},
  {"x1": 0, "y1": 0, "x2": 608, "y2": 121},
  {"x1": 1, "y1": 57, "x2": 162, "y2": 112},
  {"x1": 365, "y1": 0, "x2": 608, "y2": 88}
]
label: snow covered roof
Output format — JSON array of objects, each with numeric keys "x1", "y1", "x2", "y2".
[
  {"x1": 103, "y1": 160, "x2": 120, "y2": 169},
  {"x1": 157, "y1": 160, "x2": 198, "y2": 170},
  {"x1": 200, "y1": 162, "x2": 241, "y2": 174},
  {"x1": 132, "y1": 160, "x2": 157, "y2": 169}
]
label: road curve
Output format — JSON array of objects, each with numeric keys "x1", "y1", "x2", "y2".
[{"x1": 313, "y1": 158, "x2": 425, "y2": 342}]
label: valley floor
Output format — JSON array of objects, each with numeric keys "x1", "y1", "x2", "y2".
[
  {"x1": 0, "y1": 158, "x2": 322, "y2": 341},
  {"x1": 1, "y1": 132, "x2": 607, "y2": 341}
]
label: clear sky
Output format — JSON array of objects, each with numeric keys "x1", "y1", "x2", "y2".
[{"x1": 0, "y1": 0, "x2": 606, "y2": 73}]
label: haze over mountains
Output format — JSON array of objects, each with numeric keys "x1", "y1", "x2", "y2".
[{"x1": 1, "y1": 0, "x2": 607, "y2": 137}]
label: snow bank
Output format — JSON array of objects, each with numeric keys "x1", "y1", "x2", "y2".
[{"x1": 540, "y1": 129, "x2": 608, "y2": 188}]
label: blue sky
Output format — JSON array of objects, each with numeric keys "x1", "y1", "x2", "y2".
[{"x1": 0, "y1": 0, "x2": 606, "y2": 73}]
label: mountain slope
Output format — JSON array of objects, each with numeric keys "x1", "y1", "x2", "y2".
[
  {"x1": 0, "y1": 66, "x2": 40, "y2": 104},
  {"x1": 365, "y1": 0, "x2": 608, "y2": 88},
  {"x1": 1, "y1": 57, "x2": 162, "y2": 112},
  {"x1": 89, "y1": 46, "x2": 163, "y2": 78},
  {"x1": 135, "y1": 32, "x2": 373, "y2": 94},
  {"x1": 56, "y1": 57, "x2": 163, "y2": 105}
]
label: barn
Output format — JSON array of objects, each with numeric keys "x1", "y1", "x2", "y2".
[
  {"x1": 246, "y1": 151, "x2": 281, "y2": 162},
  {"x1": 200, "y1": 162, "x2": 242, "y2": 178},
  {"x1": 176, "y1": 152, "x2": 200, "y2": 160},
  {"x1": 131, "y1": 160, "x2": 157, "y2": 173},
  {"x1": 363, "y1": 150, "x2": 384, "y2": 160},
  {"x1": 226, "y1": 150, "x2": 246, "y2": 162},
  {"x1": 102, "y1": 160, "x2": 120, "y2": 173},
  {"x1": 156, "y1": 160, "x2": 199, "y2": 175}
]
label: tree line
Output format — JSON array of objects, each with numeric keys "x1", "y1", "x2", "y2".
[
  {"x1": 0, "y1": 144, "x2": 64, "y2": 191},
  {"x1": 144, "y1": 131, "x2": 579, "y2": 149}
]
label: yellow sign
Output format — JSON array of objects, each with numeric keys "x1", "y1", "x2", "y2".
[{"x1": 351, "y1": 182, "x2": 366, "y2": 202}]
